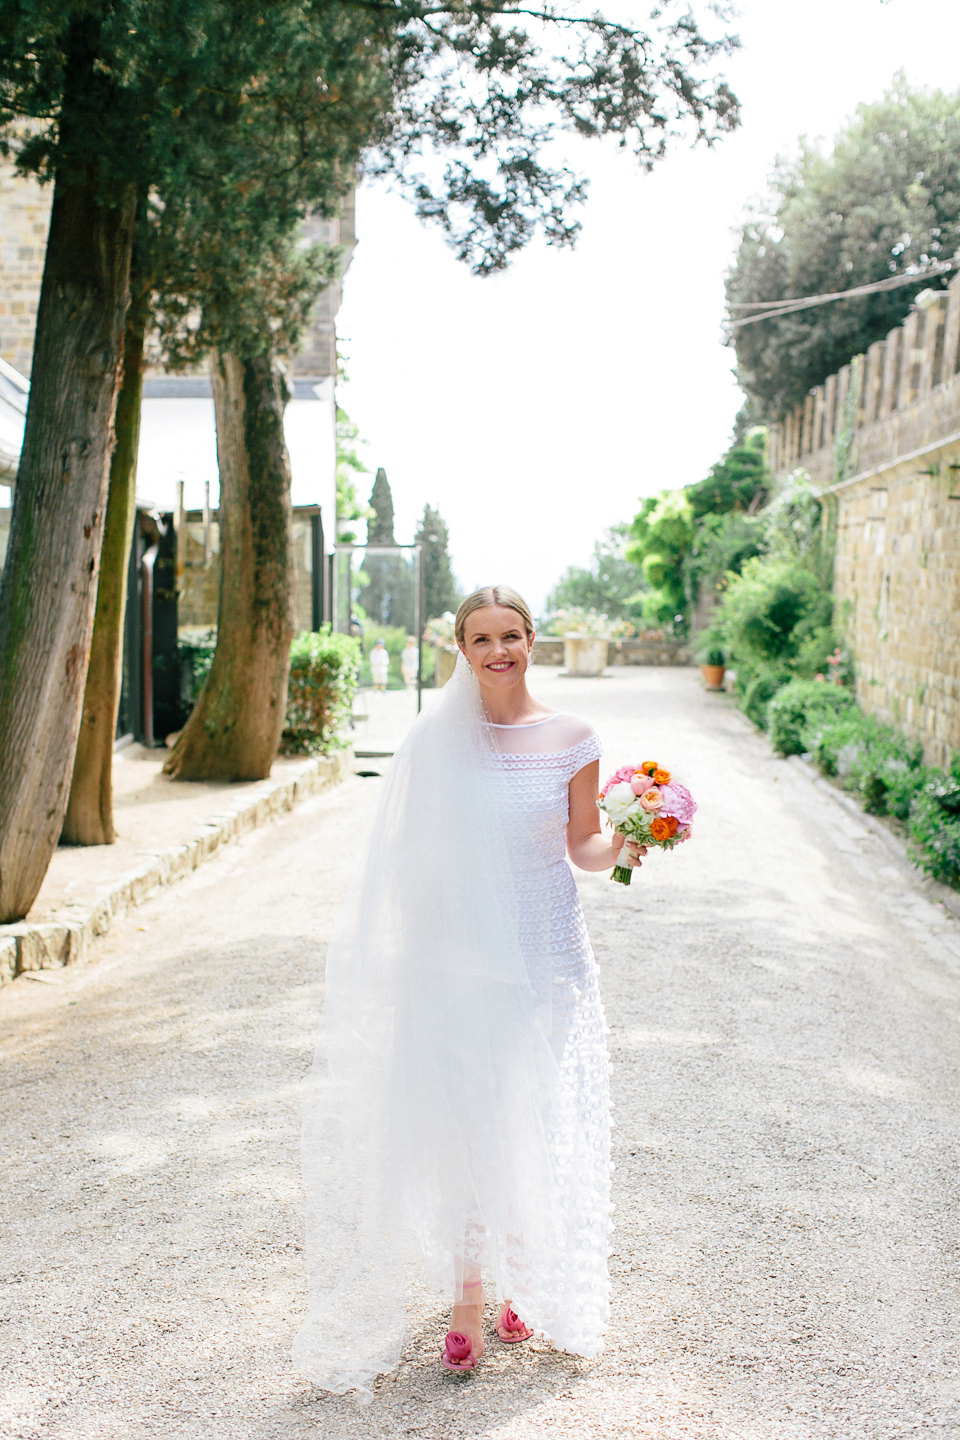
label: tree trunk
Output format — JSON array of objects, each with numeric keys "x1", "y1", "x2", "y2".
[
  {"x1": 163, "y1": 349, "x2": 296, "y2": 782},
  {"x1": 61, "y1": 287, "x2": 147, "y2": 846},
  {"x1": 0, "y1": 170, "x2": 134, "y2": 921}
]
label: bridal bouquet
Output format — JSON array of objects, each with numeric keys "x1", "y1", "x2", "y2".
[{"x1": 599, "y1": 760, "x2": 697, "y2": 885}]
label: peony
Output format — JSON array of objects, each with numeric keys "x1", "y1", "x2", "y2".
[
  {"x1": 603, "y1": 782, "x2": 639, "y2": 822},
  {"x1": 638, "y1": 787, "x2": 663, "y2": 812},
  {"x1": 659, "y1": 780, "x2": 697, "y2": 826}
]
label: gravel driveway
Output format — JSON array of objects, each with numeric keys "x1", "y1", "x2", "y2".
[{"x1": 2, "y1": 666, "x2": 959, "y2": 1439}]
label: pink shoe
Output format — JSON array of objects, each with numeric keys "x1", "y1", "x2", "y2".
[
  {"x1": 496, "y1": 1306, "x2": 533, "y2": 1343},
  {"x1": 441, "y1": 1330, "x2": 478, "y2": 1372}
]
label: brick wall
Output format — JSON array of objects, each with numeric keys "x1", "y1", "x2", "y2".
[{"x1": 771, "y1": 275, "x2": 960, "y2": 766}]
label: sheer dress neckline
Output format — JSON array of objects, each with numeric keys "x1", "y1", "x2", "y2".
[{"x1": 485, "y1": 714, "x2": 559, "y2": 728}]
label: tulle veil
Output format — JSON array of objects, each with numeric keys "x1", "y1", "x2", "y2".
[{"x1": 292, "y1": 654, "x2": 574, "y2": 1396}]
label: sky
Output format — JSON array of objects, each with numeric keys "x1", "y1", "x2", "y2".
[{"x1": 335, "y1": 0, "x2": 960, "y2": 613}]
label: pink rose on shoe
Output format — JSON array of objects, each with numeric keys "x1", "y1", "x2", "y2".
[{"x1": 445, "y1": 1332, "x2": 471, "y2": 1361}]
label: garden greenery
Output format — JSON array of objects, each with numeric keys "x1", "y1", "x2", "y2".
[
  {"x1": 281, "y1": 629, "x2": 361, "y2": 755},
  {"x1": 764, "y1": 678, "x2": 960, "y2": 889}
]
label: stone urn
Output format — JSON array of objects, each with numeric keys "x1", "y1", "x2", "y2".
[
  {"x1": 434, "y1": 645, "x2": 458, "y2": 687},
  {"x1": 700, "y1": 663, "x2": 725, "y2": 691},
  {"x1": 563, "y1": 636, "x2": 608, "y2": 677}
]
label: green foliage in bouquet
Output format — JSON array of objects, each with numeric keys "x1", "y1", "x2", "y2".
[{"x1": 281, "y1": 629, "x2": 361, "y2": 755}]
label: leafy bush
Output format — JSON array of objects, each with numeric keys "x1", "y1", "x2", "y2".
[
  {"x1": 768, "y1": 678, "x2": 855, "y2": 756},
  {"x1": 175, "y1": 627, "x2": 218, "y2": 724},
  {"x1": 685, "y1": 511, "x2": 765, "y2": 612},
  {"x1": 908, "y1": 762, "x2": 960, "y2": 887},
  {"x1": 742, "y1": 670, "x2": 790, "y2": 730},
  {"x1": 721, "y1": 556, "x2": 831, "y2": 668},
  {"x1": 281, "y1": 629, "x2": 360, "y2": 755},
  {"x1": 693, "y1": 627, "x2": 727, "y2": 667},
  {"x1": 811, "y1": 711, "x2": 925, "y2": 819}
]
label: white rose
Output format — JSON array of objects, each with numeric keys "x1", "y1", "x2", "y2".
[{"x1": 603, "y1": 782, "x2": 639, "y2": 822}]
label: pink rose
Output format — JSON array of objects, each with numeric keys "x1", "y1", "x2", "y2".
[
  {"x1": 601, "y1": 764, "x2": 638, "y2": 798},
  {"x1": 638, "y1": 787, "x2": 663, "y2": 812},
  {"x1": 659, "y1": 781, "x2": 697, "y2": 826}
]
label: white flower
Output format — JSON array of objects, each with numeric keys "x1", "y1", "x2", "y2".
[{"x1": 602, "y1": 782, "x2": 639, "y2": 823}]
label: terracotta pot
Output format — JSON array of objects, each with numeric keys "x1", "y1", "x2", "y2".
[{"x1": 700, "y1": 663, "x2": 725, "y2": 691}]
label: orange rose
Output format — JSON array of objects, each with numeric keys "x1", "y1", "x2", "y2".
[
  {"x1": 665, "y1": 815, "x2": 678, "y2": 835},
  {"x1": 650, "y1": 816, "x2": 672, "y2": 841},
  {"x1": 640, "y1": 761, "x2": 658, "y2": 776},
  {"x1": 653, "y1": 767, "x2": 671, "y2": 785}
]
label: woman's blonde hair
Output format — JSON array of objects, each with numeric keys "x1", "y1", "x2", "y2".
[{"x1": 455, "y1": 585, "x2": 535, "y2": 646}]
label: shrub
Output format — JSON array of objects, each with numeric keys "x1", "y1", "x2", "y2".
[
  {"x1": 721, "y1": 556, "x2": 832, "y2": 668},
  {"x1": 811, "y1": 711, "x2": 925, "y2": 819},
  {"x1": 909, "y1": 762, "x2": 960, "y2": 888},
  {"x1": 281, "y1": 629, "x2": 360, "y2": 755},
  {"x1": 767, "y1": 678, "x2": 855, "y2": 756},
  {"x1": 176, "y1": 627, "x2": 218, "y2": 709},
  {"x1": 742, "y1": 670, "x2": 790, "y2": 730}
]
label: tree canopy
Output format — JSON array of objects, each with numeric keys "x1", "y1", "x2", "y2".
[
  {"x1": 726, "y1": 75, "x2": 960, "y2": 418},
  {"x1": 547, "y1": 526, "x2": 646, "y2": 624},
  {"x1": 415, "y1": 504, "x2": 460, "y2": 622}
]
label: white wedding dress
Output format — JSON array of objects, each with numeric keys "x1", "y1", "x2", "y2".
[{"x1": 293, "y1": 659, "x2": 612, "y2": 1395}]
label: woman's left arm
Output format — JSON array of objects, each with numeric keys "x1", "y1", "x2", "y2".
[{"x1": 566, "y1": 760, "x2": 645, "y2": 873}]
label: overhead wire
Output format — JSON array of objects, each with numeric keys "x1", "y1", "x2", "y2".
[{"x1": 727, "y1": 258, "x2": 956, "y2": 329}]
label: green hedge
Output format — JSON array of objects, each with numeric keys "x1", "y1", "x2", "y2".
[
  {"x1": 764, "y1": 678, "x2": 960, "y2": 889},
  {"x1": 767, "y1": 679, "x2": 855, "y2": 757},
  {"x1": 281, "y1": 629, "x2": 360, "y2": 755}
]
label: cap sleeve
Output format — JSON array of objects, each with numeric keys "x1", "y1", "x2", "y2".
[{"x1": 567, "y1": 726, "x2": 602, "y2": 779}]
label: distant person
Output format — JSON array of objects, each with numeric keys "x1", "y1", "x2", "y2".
[
  {"x1": 294, "y1": 584, "x2": 642, "y2": 1395},
  {"x1": 369, "y1": 638, "x2": 389, "y2": 690},
  {"x1": 400, "y1": 637, "x2": 419, "y2": 687}
]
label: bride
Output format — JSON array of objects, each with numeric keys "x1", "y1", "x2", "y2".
[{"x1": 293, "y1": 584, "x2": 641, "y2": 1394}]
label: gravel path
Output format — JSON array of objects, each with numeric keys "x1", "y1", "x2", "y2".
[{"x1": 2, "y1": 667, "x2": 960, "y2": 1439}]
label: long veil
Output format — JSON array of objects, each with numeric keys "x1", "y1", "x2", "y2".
[{"x1": 292, "y1": 655, "x2": 570, "y2": 1396}]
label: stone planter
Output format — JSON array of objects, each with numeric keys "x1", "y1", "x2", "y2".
[
  {"x1": 563, "y1": 636, "x2": 608, "y2": 677},
  {"x1": 700, "y1": 663, "x2": 725, "y2": 691},
  {"x1": 434, "y1": 645, "x2": 458, "y2": 687}
]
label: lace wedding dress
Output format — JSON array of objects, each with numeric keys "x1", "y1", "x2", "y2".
[{"x1": 293, "y1": 660, "x2": 613, "y2": 1395}]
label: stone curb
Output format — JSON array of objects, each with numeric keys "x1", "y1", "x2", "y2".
[
  {"x1": 0, "y1": 748, "x2": 351, "y2": 987},
  {"x1": 786, "y1": 753, "x2": 960, "y2": 922}
]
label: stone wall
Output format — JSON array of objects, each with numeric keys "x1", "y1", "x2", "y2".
[
  {"x1": 0, "y1": 164, "x2": 51, "y2": 376},
  {"x1": 0, "y1": 165, "x2": 353, "y2": 385},
  {"x1": 770, "y1": 274, "x2": 960, "y2": 766},
  {"x1": 532, "y1": 636, "x2": 690, "y2": 667}
]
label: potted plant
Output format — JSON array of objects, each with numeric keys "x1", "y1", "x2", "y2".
[{"x1": 694, "y1": 630, "x2": 727, "y2": 691}]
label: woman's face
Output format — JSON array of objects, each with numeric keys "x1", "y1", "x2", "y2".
[{"x1": 459, "y1": 606, "x2": 534, "y2": 690}]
